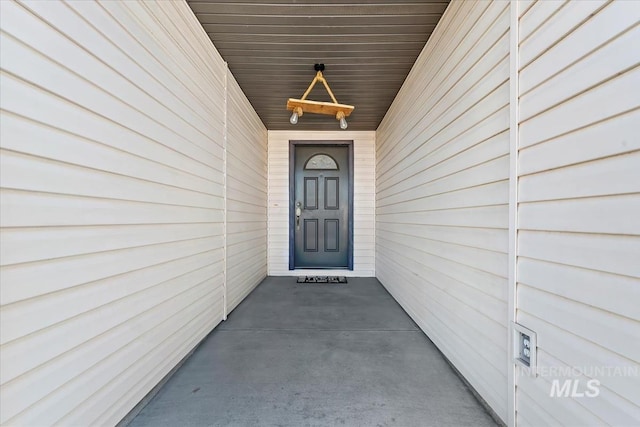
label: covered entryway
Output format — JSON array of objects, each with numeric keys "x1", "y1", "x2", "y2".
[
  {"x1": 128, "y1": 277, "x2": 497, "y2": 426},
  {"x1": 2, "y1": 1, "x2": 638, "y2": 426}
]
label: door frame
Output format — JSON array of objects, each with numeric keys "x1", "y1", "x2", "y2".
[{"x1": 289, "y1": 140, "x2": 354, "y2": 270}]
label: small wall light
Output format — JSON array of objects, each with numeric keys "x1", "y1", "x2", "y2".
[{"x1": 286, "y1": 64, "x2": 354, "y2": 130}]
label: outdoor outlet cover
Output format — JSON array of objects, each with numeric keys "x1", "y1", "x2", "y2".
[{"x1": 512, "y1": 322, "x2": 537, "y2": 374}]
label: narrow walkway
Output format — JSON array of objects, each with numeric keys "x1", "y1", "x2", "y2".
[{"x1": 130, "y1": 277, "x2": 497, "y2": 426}]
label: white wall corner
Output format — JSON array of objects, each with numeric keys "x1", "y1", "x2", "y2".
[
  {"x1": 222, "y1": 61, "x2": 228, "y2": 321},
  {"x1": 507, "y1": 1, "x2": 520, "y2": 426}
]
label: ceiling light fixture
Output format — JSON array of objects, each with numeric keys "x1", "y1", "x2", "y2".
[{"x1": 287, "y1": 64, "x2": 354, "y2": 130}]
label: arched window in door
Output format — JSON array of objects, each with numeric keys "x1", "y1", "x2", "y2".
[{"x1": 304, "y1": 154, "x2": 338, "y2": 170}]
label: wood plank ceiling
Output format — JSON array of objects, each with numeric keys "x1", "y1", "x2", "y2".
[{"x1": 186, "y1": 1, "x2": 450, "y2": 131}]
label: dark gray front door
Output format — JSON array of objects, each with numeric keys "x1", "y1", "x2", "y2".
[{"x1": 292, "y1": 145, "x2": 351, "y2": 268}]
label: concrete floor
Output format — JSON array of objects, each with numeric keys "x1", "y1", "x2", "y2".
[{"x1": 129, "y1": 277, "x2": 497, "y2": 427}]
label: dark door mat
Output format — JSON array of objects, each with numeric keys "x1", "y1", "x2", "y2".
[{"x1": 297, "y1": 276, "x2": 348, "y2": 284}]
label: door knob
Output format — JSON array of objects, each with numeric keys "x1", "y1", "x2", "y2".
[{"x1": 295, "y1": 202, "x2": 302, "y2": 229}]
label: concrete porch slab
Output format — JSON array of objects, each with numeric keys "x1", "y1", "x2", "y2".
[{"x1": 128, "y1": 277, "x2": 497, "y2": 427}]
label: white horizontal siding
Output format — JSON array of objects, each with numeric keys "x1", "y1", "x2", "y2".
[
  {"x1": 226, "y1": 72, "x2": 268, "y2": 312},
  {"x1": 267, "y1": 130, "x2": 375, "y2": 276},
  {"x1": 516, "y1": 1, "x2": 640, "y2": 425},
  {"x1": 376, "y1": 0, "x2": 511, "y2": 421},
  {"x1": 0, "y1": 0, "x2": 265, "y2": 425}
]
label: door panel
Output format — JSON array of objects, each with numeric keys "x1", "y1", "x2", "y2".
[
  {"x1": 324, "y1": 177, "x2": 339, "y2": 210},
  {"x1": 293, "y1": 144, "x2": 350, "y2": 268},
  {"x1": 303, "y1": 219, "x2": 318, "y2": 252},
  {"x1": 324, "y1": 219, "x2": 339, "y2": 252},
  {"x1": 304, "y1": 177, "x2": 318, "y2": 209}
]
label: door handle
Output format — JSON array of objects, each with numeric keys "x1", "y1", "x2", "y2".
[{"x1": 295, "y1": 202, "x2": 302, "y2": 229}]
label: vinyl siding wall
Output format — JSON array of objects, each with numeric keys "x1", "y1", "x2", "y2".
[
  {"x1": 515, "y1": 1, "x2": 640, "y2": 425},
  {"x1": 226, "y1": 73, "x2": 268, "y2": 312},
  {"x1": 267, "y1": 131, "x2": 375, "y2": 277},
  {"x1": 377, "y1": 0, "x2": 639, "y2": 425},
  {"x1": 376, "y1": 0, "x2": 511, "y2": 421},
  {"x1": 0, "y1": 1, "x2": 266, "y2": 425}
]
